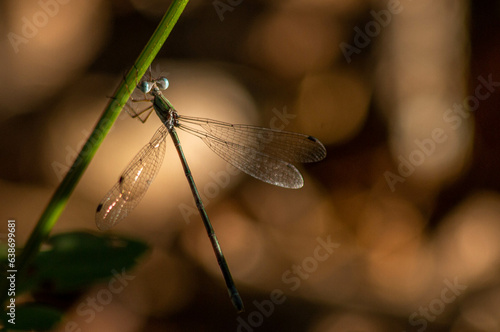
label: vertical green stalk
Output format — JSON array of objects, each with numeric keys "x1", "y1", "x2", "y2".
[{"x1": 1, "y1": 0, "x2": 189, "y2": 304}]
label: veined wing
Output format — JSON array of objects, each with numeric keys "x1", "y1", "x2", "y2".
[
  {"x1": 177, "y1": 115, "x2": 326, "y2": 163},
  {"x1": 96, "y1": 126, "x2": 168, "y2": 230},
  {"x1": 177, "y1": 115, "x2": 326, "y2": 189}
]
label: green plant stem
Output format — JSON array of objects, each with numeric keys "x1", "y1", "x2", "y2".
[{"x1": 1, "y1": 0, "x2": 189, "y2": 306}]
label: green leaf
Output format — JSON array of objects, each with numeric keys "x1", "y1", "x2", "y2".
[
  {"x1": 1, "y1": 0, "x2": 189, "y2": 307},
  {"x1": 18, "y1": 231, "x2": 148, "y2": 294},
  {"x1": 3, "y1": 303, "x2": 62, "y2": 331}
]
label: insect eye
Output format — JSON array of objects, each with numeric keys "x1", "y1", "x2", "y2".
[
  {"x1": 139, "y1": 81, "x2": 152, "y2": 93},
  {"x1": 156, "y1": 77, "x2": 169, "y2": 90}
]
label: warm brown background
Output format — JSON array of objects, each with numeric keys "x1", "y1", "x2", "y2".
[{"x1": 1, "y1": 0, "x2": 500, "y2": 331}]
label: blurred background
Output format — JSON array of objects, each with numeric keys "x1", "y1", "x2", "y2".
[{"x1": 1, "y1": 0, "x2": 500, "y2": 331}]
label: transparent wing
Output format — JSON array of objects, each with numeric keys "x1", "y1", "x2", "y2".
[
  {"x1": 96, "y1": 126, "x2": 168, "y2": 230},
  {"x1": 177, "y1": 115, "x2": 326, "y2": 189}
]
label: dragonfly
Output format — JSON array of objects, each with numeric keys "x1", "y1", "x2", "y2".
[{"x1": 95, "y1": 70, "x2": 327, "y2": 312}]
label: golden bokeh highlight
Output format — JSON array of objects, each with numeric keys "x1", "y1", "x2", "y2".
[
  {"x1": 296, "y1": 70, "x2": 370, "y2": 144},
  {"x1": 2, "y1": 0, "x2": 498, "y2": 331}
]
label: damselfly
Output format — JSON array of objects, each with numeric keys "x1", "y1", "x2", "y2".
[{"x1": 96, "y1": 70, "x2": 327, "y2": 312}]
